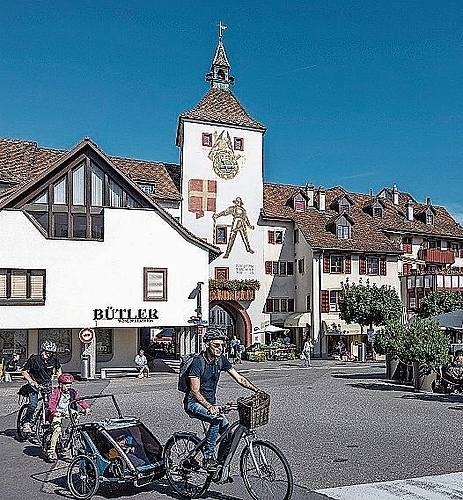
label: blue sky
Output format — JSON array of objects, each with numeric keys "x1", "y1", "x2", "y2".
[{"x1": 2, "y1": 1, "x2": 463, "y2": 220}]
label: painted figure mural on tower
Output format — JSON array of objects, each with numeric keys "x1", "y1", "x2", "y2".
[
  {"x1": 213, "y1": 197, "x2": 255, "y2": 258},
  {"x1": 208, "y1": 130, "x2": 242, "y2": 179}
]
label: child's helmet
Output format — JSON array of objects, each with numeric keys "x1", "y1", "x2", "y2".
[
  {"x1": 41, "y1": 340, "x2": 57, "y2": 352},
  {"x1": 58, "y1": 373, "x2": 74, "y2": 384}
]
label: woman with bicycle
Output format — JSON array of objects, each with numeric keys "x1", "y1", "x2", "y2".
[
  {"x1": 20, "y1": 340, "x2": 62, "y2": 435},
  {"x1": 184, "y1": 328, "x2": 260, "y2": 472},
  {"x1": 45, "y1": 373, "x2": 90, "y2": 461}
]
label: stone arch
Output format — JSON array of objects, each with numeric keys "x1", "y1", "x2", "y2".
[{"x1": 209, "y1": 300, "x2": 252, "y2": 346}]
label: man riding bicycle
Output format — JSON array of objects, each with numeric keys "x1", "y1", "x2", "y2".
[
  {"x1": 184, "y1": 328, "x2": 260, "y2": 472},
  {"x1": 21, "y1": 340, "x2": 62, "y2": 434}
]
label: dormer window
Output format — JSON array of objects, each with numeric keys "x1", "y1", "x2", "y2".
[
  {"x1": 373, "y1": 202, "x2": 383, "y2": 218},
  {"x1": 294, "y1": 193, "x2": 306, "y2": 212},
  {"x1": 338, "y1": 198, "x2": 350, "y2": 214},
  {"x1": 426, "y1": 209, "x2": 434, "y2": 225},
  {"x1": 139, "y1": 183, "x2": 156, "y2": 195},
  {"x1": 337, "y1": 224, "x2": 351, "y2": 239}
]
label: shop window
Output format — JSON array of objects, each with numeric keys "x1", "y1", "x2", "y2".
[
  {"x1": 38, "y1": 329, "x2": 71, "y2": 364},
  {"x1": 202, "y1": 133, "x2": 212, "y2": 147},
  {"x1": 0, "y1": 269, "x2": 46, "y2": 305},
  {"x1": 0, "y1": 329, "x2": 27, "y2": 358},
  {"x1": 233, "y1": 137, "x2": 244, "y2": 151},
  {"x1": 144, "y1": 268, "x2": 167, "y2": 301},
  {"x1": 96, "y1": 328, "x2": 113, "y2": 362}
]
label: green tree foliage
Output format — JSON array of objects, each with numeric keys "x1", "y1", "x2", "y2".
[
  {"x1": 373, "y1": 320, "x2": 407, "y2": 356},
  {"x1": 417, "y1": 290, "x2": 463, "y2": 318},
  {"x1": 339, "y1": 279, "x2": 402, "y2": 329}
]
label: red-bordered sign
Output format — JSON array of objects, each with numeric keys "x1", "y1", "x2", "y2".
[{"x1": 79, "y1": 328, "x2": 95, "y2": 343}]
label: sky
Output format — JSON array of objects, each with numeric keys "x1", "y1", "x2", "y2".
[{"x1": 2, "y1": 1, "x2": 463, "y2": 220}]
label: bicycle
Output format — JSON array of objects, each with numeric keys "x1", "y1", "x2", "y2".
[
  {"x1": 41, "y1": 408, "x2": 88, "y2": 460},
  {"x1": 163, "y1": 392, "x2": 293, "y2": 499},
  {"x1": 17, "y1": 385, "x2": 50, "y2": 443}
]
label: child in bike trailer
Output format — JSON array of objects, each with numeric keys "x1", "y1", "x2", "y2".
[
  {"x1": 21, "y1": 340, "x2": 62, "y2": 434},
  {"x1": 184, "y1": 328, "x2": 261, "y2": 472},
  {"x1": 46, "y1": 373, "x2": 90, "y2": 461}
]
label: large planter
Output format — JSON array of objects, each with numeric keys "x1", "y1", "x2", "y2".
[
  {"x1": 385, "y1": 354, "x2": 401, "y2": 380},
  {"x1": 209, "y1": 289, "x2": 256, "y2": 301},
  {"x1": 412, "y1": 361, "x2": 437, "y2": 393}
]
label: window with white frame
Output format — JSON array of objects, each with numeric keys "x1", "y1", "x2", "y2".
[
  {"x1": 329, "y1": 290, "x2": 340, "y2": 311},
  {"x1": 330, "y1": 256, "x2": 343, "y2": 273},
  {"x1": 144, "y1": 268, "x2": 167, "y2": 301},
  {"x1": 337, "y1": 224, "x2": 350, "y2": 239}
]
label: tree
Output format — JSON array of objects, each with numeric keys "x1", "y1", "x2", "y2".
[
  {"x1": 417, "y1": 290, "x2": 463, "y2": 318},
  {"x1": 339, "y1": 279, "x2": 402, "y2": 331}
]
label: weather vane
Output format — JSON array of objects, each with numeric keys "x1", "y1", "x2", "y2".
[{"x1": 218, "y1": 21, "x2": 228, "y2": 39}]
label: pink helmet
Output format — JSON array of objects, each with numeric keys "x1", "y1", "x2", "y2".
[{"x1": 58, "y1": 373, "x2": 74, "y2": 384}]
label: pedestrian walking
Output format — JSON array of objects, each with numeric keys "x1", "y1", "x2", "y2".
[{"x1": 302, "y1": 337, "x2": 314, "y2": 367}]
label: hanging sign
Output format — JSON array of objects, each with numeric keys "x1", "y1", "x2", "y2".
[{"x1": 79, "y1": 328, "x2": 95, "y2": 344}]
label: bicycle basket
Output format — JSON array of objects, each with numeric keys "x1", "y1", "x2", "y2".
[{"x1": 237, "y1": 392, "x2": 270, "y2": 429}]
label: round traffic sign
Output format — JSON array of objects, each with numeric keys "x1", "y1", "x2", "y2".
[{"x1": 79, "y1": 328, "x2": 95, "y2": 343}]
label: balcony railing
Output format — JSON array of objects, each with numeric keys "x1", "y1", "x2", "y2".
[{"x1": 417, "y1": 248, "x2": 455, "y2": 265}]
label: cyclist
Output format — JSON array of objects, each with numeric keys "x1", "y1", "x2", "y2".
[
  {"x1": 184, "y1": 328, "x2": 260, "y2": 472},
  {"x1": 20, "y1": 340, "x2": 62, "y2": 434},
  {"x1": 46, "y1": 373, "x2": 90, "y2": 461}
]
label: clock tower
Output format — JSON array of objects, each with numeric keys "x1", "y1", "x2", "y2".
[{"x1": 176, "y1": 26, "x2": 268, "y2": 344}]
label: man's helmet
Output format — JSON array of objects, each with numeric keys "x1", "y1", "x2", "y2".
[
  {"x1": 58, "y1": 373, "x2": 74, "y2": 384},
  {"x1": 40, "y1": 340, "x2": 57, "y2": 353},
  {"x1": 203, "y1": 328, "x2": 228, "y2": 343}
]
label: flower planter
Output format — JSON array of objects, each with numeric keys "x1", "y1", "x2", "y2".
[
  {"x1": 385, "y1": 354, "x2": 401, "y2": 380},
  {"x1": 209, "y1": 290, "x2": 256, "y2": 301},
  {"x1": 412, "y1": 361, "x2": 437, "y2": 393}
]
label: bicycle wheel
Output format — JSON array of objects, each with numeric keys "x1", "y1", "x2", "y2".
[
  {"x1": 67, "y1": 455, "x2": 99, "y2": 500},
  {"x1": 34, "y1": 401, "x2": 48, "y2": 444},
  {"x1": 16, "y1": 404, "x2": 30, "y2": 441},
  {"x1": 240, "y1": 440, "x2": 293, "y2": 500},
  {"x1": 164, "y1": 434, "x2": 211, "y2": 498}
]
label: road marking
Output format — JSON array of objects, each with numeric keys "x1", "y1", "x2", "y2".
[{"x1": 317, "y1": 472, "x2": 463, "y2": 499}]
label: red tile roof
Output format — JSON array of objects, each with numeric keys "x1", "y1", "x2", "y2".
[
  {"x1": 263, "y1": 182, "x2": 463, "y2": 253},
  {"x1": 179, "y1": 88, "x2": 266, "y2": 132}
]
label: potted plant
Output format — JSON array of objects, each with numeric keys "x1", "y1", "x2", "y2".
[
  {"x1": 373, "y1": 320, "x2": 409, "y2": 381},
  {"x1": 406, "y1": 318, "x2": 449, "y2": 392}
]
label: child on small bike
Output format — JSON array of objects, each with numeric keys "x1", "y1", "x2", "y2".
[{"x1": 46, "y1": 373, "x2": 90, "y2": 461}]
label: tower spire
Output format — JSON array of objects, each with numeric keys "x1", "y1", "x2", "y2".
[{"x1": 205, "y1": 22, "x2": 235, "y2": 90}]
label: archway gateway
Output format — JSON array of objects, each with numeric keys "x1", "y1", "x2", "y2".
[{"x1": 209, "y1": 300, "x2": 252, "y2": 346}]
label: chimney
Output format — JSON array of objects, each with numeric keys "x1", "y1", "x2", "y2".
[
  {"x1": 318, "y1": 186, "x2": 326, "y2": 211},
  {"x1": 305, "y1": 183, "x2": 314, "y2": 207},
  {"x1": 405, "y1": 200, "x2": 414, "y2": 221},
  {"x1": 426, "y1": 197, "x2": 432, "y2": 206},
  {"x1": 392, "y1": 184, "x2": 399, "y2": 205}
]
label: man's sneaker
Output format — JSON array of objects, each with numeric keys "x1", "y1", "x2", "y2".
[
  {"x1": 47, "y1": 449, "x2": 58, "y2": 462},
  {"x1": 202, "y1": 458, "x2": 219, "y2": 472},
  {"x1": 22, "y1": 422, "x2": 32, "y2": 434}
]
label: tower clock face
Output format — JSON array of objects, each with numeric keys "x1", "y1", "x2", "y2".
[{"x1": 208, "y1": 130, "x2": 242, "y2": 179}]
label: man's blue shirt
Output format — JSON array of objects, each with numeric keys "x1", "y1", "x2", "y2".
[{"x1": 188, "y1": 353, "x2": 232, "y2": 404}]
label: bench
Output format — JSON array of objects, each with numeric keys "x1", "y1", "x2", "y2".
[
  {"x1": 100, "y1": 367, "x2": 140, "y2": 379},
  {"x1": 1, "y1": 371, "x2": 24, "y2": 383}
]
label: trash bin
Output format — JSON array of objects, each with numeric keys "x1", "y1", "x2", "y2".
[
  {"x1": 357, "y1": 342, "x2": 366, "y2": 362},
  {"x1": 81, "y1": 354, "x2": 90, "y2": 380}
]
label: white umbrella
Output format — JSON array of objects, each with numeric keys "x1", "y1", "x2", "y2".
[{"x1": 252, "y1": 324, "x2": 289, "y2": 334}]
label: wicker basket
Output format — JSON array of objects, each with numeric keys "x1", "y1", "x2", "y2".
[{"x1": 237, "y1": 392, "x2": 270, "y2": 429}]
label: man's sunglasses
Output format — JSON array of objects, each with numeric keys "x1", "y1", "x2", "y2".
[{"x1": 210, "y1": 342, "x2": 225, "y2": 348}]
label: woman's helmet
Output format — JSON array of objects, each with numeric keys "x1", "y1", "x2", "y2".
[
  {"x1": 58, "y1": 373, "x2": 74, "y2": 384},
  {"x1": 203, "y1": 328, "x2": 228, "y2": 343},
  {"x1": 40, "y1": 340, "x2": 57, "y2": 353}
]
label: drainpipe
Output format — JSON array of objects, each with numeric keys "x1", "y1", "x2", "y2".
[{"x1": 318, "y1": 249, "x2": 324, "y2": 358}]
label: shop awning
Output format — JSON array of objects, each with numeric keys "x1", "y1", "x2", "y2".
[
  {"x1": 322, "y1": 320, "x2": 362, "y2": 336},
  {"x1": 284, "y1": 312, "x2": 311, "y2": 328}
]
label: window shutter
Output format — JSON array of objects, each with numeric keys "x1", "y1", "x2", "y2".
[
  {"x1": 344, "y1": 255, "x2": 351, "y2": 274},
  {"x1": 403, "y1": 263, "x2": 412, "y2": 275},
  {"x1": 268, "y1": 231, "x2": 275, "y2": 244},
  {"x1": 380, "y1": 256, "x2": 387, "y2": 276},
  {"x1": 324, "y1": 256, "x2": 330, "y2": 273},
  {"x1": 321, "y1": 290, "x2": 329, "y2": 313},
  {"x1": 265, "y1": 261, "x2": 272, "y2": 274},
  {"x1": 30, "y1": 272, "x2": 44, "y2": 299},
  {"x1": 266, "y1": 299, "x2": 273, "y2": 312},
  {"x1": 0, "y1": 272, "x2": 6, "y2": 298},
  {"x1": 288, "y1": 298, "x2": 294, "y2": 312},
  {"x1": 359, "y1": 256, "x2": 366, "y2": 275},
  {"x1": 287, "y1": 262, "x2": 294, "y2": 275},
  {"x1": 11, "y1": 271, "x2": 27, "y2": 299}
]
